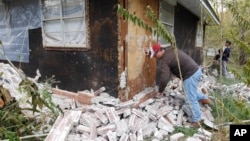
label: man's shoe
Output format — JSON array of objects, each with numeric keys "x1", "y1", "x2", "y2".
[
  {"x1": 190, "y1": 119, "x2": 204, "y2": 128},
  {"x1": 199, "y1": 99, "x2": 213, "y2": 106},
  {"x1": 190, "y1": 122, "x2": 200, "y2": 128}
]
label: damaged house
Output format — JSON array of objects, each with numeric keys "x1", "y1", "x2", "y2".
[{"x1": 0, "y1": 0, "x2": 219, "y2": 101}]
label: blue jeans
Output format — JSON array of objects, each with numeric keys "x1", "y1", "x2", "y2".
[
  {"x1": 222, "y1": 60, "x2": 227, "y2": 77},
  {"x1": 183, "y1": 68, "x2": 207, "y2": 122}
]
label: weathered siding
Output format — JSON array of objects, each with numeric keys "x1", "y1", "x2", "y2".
[
  {"x1": 118, "y1": 0, "x2": 158, "y2": 101},
  {"x1": 174, "y1": 3, "x2": 203, "y2": 65},
  {"x1": 14, "y1": 0, "x2": 119, "y2": 97}
]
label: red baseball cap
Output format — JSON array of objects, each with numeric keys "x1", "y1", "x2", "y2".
[{"x1": 152, "y1": 43, "x2": 161, "y2": 57}]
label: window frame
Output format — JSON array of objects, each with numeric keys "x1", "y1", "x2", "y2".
[
  {"x1": 196, "y1": 22, "x2": 203, "y2": 48},
  {"x1": 159, "y1": 0, "x2": 175, "y2": 46},
  {"x1": 41, "y1": 0, "x2": 89, "y2": 50}
]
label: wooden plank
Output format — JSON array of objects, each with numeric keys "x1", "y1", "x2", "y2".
[{"x1": 52, "y1": 88, "x2": 94, "y2": 105}]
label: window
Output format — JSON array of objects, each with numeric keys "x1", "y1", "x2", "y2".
[
  {"x1": 159, "y1": 0, "x2": 176, "y2": 46},
  {"x1": 0, "y1": 0, "x2": 40, "y2": 63},
  {"x1": 41, "y1": 0, "x2": 88, "y2": 49}
]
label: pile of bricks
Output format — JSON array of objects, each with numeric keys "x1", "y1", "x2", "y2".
[
  {"x1": 46, "y1": 79, "x2": 216, "y2": 141},
  {"x1": 0, "y1": 62, "x2": 218, "y2": 141}
]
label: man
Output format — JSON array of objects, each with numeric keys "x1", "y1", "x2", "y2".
[
  {"x1": 222, "y1": 40, "x2": 231, "y2": 77},
  {"x1": 208, "y1": 49, "x2": 221, "y2": 77},
  {"x1": 152, "y1": 43, "x2": 211, "y2": 128}
]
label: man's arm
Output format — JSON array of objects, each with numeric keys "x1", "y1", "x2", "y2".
[{"x1": 158, "y1": 64, "x2": 171, "y2": 93}]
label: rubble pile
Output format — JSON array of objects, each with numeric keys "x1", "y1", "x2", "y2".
[{"x1": 0, "y1": 62, "x2": 241, "y2": 141}]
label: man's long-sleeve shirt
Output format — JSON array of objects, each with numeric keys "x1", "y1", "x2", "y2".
[{"x1": 158, "y1": 47, "x2": 199, "y2": 93}]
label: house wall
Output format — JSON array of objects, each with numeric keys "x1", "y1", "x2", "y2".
[
  {"x1": 13, "y1": 0, "x2": 119, "y2": 97},
  {"x1": 174, "y1": 3, "x2": 203, "y2": 65},
  {"x1": 118, "y1": 0, "x2": 159, "y2": 101}
]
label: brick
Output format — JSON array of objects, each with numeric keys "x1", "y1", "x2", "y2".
[
  {"x1": 129, "y1": 133, "x2": 137, "y2": 141},
  {"x1": 176, "y1": 110, "x2": 184, "y2": 125},
  {"x1": 139, "y1": 98, "x2": 154, "y2": 108},
  {"x1": 185, "y1": 137, "x2": 202, "y2": 141},
  {"x1": 159, "y1": 129, "x2": 168, "y2": 137},
  {"x1": 123, "y1": 108, "x2": 132, "y2": 118},
  {"x1": 116, "y1": 108, "x2": 131, "y2": 118},
  {"x1": 119, "y1": 99, "x2": 135, "y2": 108},
  {"x1": 97, "y1": 124, "x2": 116, "y2": 135},
  {"x1": 166, "y1": 112, "x2": 177, "y2": 125},
  {"x1": 132, "y1": 108, "x2": 145, "y2": 118},
  {"x1": 203, "y1": 119, "x2": 218, "y2": 130},
  {"x1": 193, "y1": 134, "x2": 210, "y2": 141},
  {"x1": 106, "y1": 130, "x2": 117, "y2": 141},
  {"x1": 132, "y1": 116, "x2": 143, "y2": 132},
  {"x1": 94, "y1": 87, "x2": 106, "y2": 96},
  {"x1": 203, "y1": 110, "x2": 214, "y2": 121},
  {"x1": 116, "y1": 108, "x2": 127, "y2": 115},
  {"x1": 198, "y1": 128, "x2": 212, "y2": 137},
  {"x1": 89, "y1": 122, "x2": 97, "y2": 140},
  {"x1": 182, "y1": 104, "x2": 192, "y2": 117},
  {"x1": 95, "y1": 136, "x2": 108, "y2": 141},
  {"x1": 153, "y1": 128, "x2": 163, "y2": 140},
  {"x1": 71, "y1": 110, "x2": 82, "y2": 125},
  {"x1": 148, "y1": 113, "x2": 157, "y2": 121},
  {"x1": 105, "y1": 107, "x2": 119, "y2": 123},
  {"x1": 102, "y1": 97, "x2": 120, "y2": 106},
  {"x1": 115, "y1": 119, "x2": 129, "y2": 136},
  {"x1": 133, "y1": 89, "x2": 156, "y2": 108},
  {"x1": 128, "y1": 114, "x2": 137, "y2": 132},
  {"x1": 45, "y1": 110, "x2": 79, "y2": 141},
  {"x1": 95, "y1": 110, "x2": 108, "y2": 124},
  {"x1": 170, "y1": 132, "x2": 184, "y2": 141},
  {"x1": 137, "y1": 128, "x2": 143, "y2": 141},
  {"x1": 142, "y1": 122, "x2": 156, "y2": 137},
  {"x1": 52, "y1": 88, "x2": 94, "y2": 105},
  {"x1": 119, "y1": 133, "x2": 129, "y2": 141},
  {"x1": 145, "y1": 105, "x2": 158, "y2": 116},
  {"x1": 158, "y1": 117, "x2": 174, "y2": 133},
  {"x1": 156, "y1": 105, "x2": 173, "y2": 118},
  {"x1": 76, "y1": 125, "x2": 90, "y2": 133}
]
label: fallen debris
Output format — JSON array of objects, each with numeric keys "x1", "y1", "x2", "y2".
[{"x1": 1, "y1": 62, "x2": 247, "y2": 141}]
